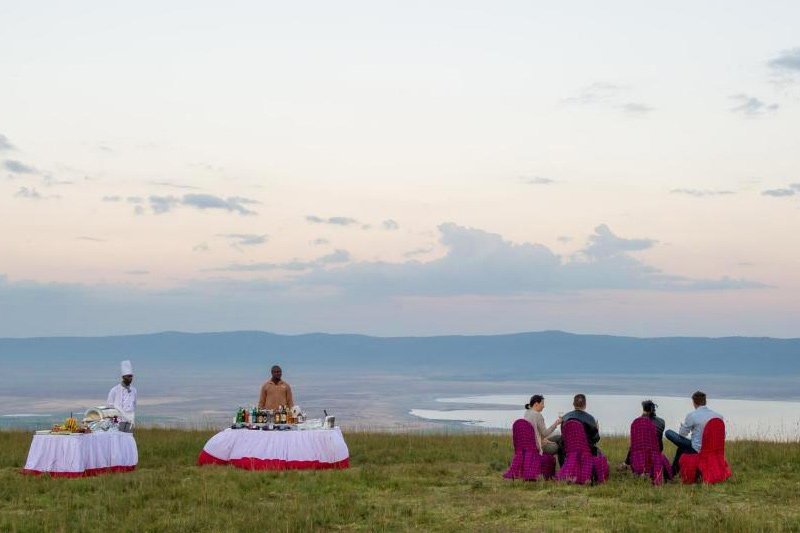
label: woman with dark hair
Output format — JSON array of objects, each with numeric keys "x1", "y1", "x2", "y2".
[
  {"x1": 617, "y1": 399, "x2": 666, "y2": 471},
  {"x1": 524, "y1": 394, "x2": 562, "y2": 455}
]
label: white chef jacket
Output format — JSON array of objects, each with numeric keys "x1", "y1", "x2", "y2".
[{"x1": 107, "y1": 383, "x2": 137, "y2": 424}]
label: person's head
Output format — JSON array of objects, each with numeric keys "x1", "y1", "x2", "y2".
[
  {"x1": 573, "y1": 394, "x2": 587, "y2": 411},
  {"x1": 642, "y1": 399, "x2": 657, "y2": 418},
  {"x1": 692, "y1": 391, "x2": 707, "y2": 408},
  {"x1": 120, "y1": 360, "x2": 133, "y2": 387},
  {"x1": 271, "y1": 365, "x2": 283, "y2": 382},
  {"x1": 525, "y1": 394, "x2": 545, "y2": 412}
]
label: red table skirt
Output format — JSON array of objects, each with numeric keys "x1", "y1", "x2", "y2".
[
  {"x1": 21, "y1": 465, "x2": 137, "y2": 478},
  {"x1": 197, "y1": 449, "x2": 349, "y2": 470}
]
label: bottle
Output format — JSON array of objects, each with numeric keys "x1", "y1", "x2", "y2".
[
  {"x1": 251, "y1": 406, "x2": 257, "y2": 424},
  {"x1": 237, "y1": 407, "x2": 243, "y2": 423}
]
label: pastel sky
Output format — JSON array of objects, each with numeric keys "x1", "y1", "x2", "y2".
[{"x1": 2, "y1": 0, "x2": 799, "y2": 338}]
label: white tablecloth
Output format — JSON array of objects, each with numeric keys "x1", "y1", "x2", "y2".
[
  {"x1": 198, "y1": 428, "x2": 349, "y2": 470},
  {"x1": 23, "y1": 431, "x2": 138, "y2": 477}
]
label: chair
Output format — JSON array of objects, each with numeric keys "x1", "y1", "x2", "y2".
[
  {"x1": 503, "y1": 419, "x2": 557, "y2": 481},
  {"x1": 679, "y1": 418, "x2": 731, "y2": 484},
  {"x1": 629, "y1": 417, "x2": 673, "y2": 485},
  {"x1": 555, "y1": 420, "x2": 609, "y2": 485}
]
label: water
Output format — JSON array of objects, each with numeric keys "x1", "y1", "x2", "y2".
[{"x1": 410, "y1": 394, "x2": 800, "y2": 441}]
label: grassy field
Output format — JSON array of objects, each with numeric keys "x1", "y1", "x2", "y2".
[{"x1": 1, "y1": 429, "x2": 799, "y2": 532}]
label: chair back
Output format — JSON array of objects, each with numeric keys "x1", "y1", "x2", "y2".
[
  {"x1": 630, "y1": 417, "x2": 659, "y2": 453},
  {"x1": 700, "y1": 418, "x2": 726, "y2": 455},
  {"x1": 511, "y1": 419, "x2": 537, "y2": 451},
  {"x1": 562, "y1": 420, "x2": 591, "y2": 455}
]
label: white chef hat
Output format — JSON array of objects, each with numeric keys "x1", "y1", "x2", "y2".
[{"x1": 120, "y1": 360, "x2": 133, "y2": 376}]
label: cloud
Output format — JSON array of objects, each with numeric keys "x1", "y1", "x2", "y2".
[
  {"x1": 212, "y1": 249, "x2": 351, "y2": 272},
  {"x1": 557, "y1": 236, "x2": 572, "y2": 243},
  {"x1": 124, "y1": 270, "x2": 149, "y2": 275},
  {"x1": 147, "y1": 194, "x2": 259, "y2": 215},
  {"x1": 762, "y1": 183, "x2": 800, "y2": 197},
  {"x1": 133, "y1": 205, "x2": 145, "y2": 215},
  {"x1": 306, "y1": 215, "x2": 359, "y2": 226},
  {"x1": 150, "y1": 181, "x2": 201, "y2": 190},
  {"x1": 562, "y1": 82, "x2": 622, "y2": 105},
  {"x1": 382, "y1": 220, "x2": 400, "y2": 230},
  {"x1": 619, "y1": 102, "x2": 654, "y2": 115},
  {"x1": 218, "y1": 234, "x2": 268, "y2": 248},
  {"x1": 0, "y1": 134, "x2": 17, "y2": 151},
  {"x1": 670, "y1": 189, "x2": 736, "y2": 198},
  {"x1": 762, "y1": 188, "x2": 795, "y2": 197},
  {"x1": 193, "y1": 243, "x2": 210, "y2": 252},
  {"x1": 3, "y1": 159, "x2": 37, "y2": 174},
  {"x1": 41, "y1": 175, "x2": 73, "y2": 186},
  {"x1": 77, "y1": 236, "x2": 106, "y2": 242},
  {"x1": 581, "y1": 224, "x2": 657, "y2": 260},
  {"x1": 14, "y1": 187, "x2": 44, "y2": 199},
  {"x1": 768, "y1": 47, "x2": 800, "y2": 82},
  {"x1": 730, "y1": 94, "x2": 779, "y2": 117},
  {"x1": 98, "y1": 145, "x2": 113, "y2": 153},
  {"x1": 521, "y1": 176, "x2": 555, "y2": 185},
  {"x1": 295, "y1": 223, "x2": 763, "y2": 297},
  {"x1": 127, "y1": 196, "x2": 144, "y2": 204},
  {"x1": 103, "y1": 196, "x2": 123, "y2": 202},
  {"x1": 403, "y1": 245, "x2": 435, "y2": 258},
  {"x1": 310, "y1": 238, "x2": 330, "y2": 246}
]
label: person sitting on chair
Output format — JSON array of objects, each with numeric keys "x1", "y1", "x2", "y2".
[
  {"x1": 617, "y1": 399, "x2": 665, "y2": 472},
  {"x1": 665, "y1": 391, "x2": 723, "y2": 475},
  {"x1": 523, "y1": 394, "x2": 562, "y2": 456},
  {"x1": 556, "y1": 394, "x2": 600, "y2": 465}
]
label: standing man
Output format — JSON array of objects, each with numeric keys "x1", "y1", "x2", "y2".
[
  {"x1": 665, "y1": 391, "x2": 723, "y2": 475},
  {"x1": 258, "y1": 365, "x2": 293, "y2": 410},
  {"x1": 107, "y1": 360, "x2": 137, "y2": 432}
]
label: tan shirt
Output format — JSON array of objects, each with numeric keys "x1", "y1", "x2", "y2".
[
  {"x1": 258, "y1": 380, "x2": 293, "y2": 410},
  {"x1": 524, "y1": 409, "x2": 558, "y2": 453}
]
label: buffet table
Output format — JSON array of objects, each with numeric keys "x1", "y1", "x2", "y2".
[
  {"x1": 197, "y1": 428, "x2": 350, "y2": 470},
  {"x1": 22, "y1": 431, "x2": 138, "y2": 478}
]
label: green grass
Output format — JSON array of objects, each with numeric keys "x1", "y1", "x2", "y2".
[{"x1": 1, "y1": 429, "x2": 799, "y2": 532}]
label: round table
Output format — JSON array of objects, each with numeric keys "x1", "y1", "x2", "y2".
[
  {"x1": 22, "y1": 431, "x2": 138, "y2": 477},
  {"x1": 198, "y1": 428, "x2": 350, "y2": 470}
]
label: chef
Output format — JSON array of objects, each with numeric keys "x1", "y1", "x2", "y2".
[{"x1": 107, "y1": 360, "x2": 137, "y2": 432}]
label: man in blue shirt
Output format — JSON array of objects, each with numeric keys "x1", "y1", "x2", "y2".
[{"x1": 665, "y1": 391, "x2": 723, "y2": 475}]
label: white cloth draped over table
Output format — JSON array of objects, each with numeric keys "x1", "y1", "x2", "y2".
[
  {"x1": 199, "y1": 428, "x2": 349, "y2": 470},
  {"x1": 23, "y1": 431, "x2": 138, "y2": 477}
]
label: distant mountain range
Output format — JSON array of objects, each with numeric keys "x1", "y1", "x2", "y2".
[{"x1": 2, "y1": 330, "x2": 799, "y2": 377}]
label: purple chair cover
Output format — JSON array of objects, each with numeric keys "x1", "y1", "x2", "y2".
[
  {"x1": 555, "y1": 420, "x2": 609, "y2": 485},
  {"x1": 629, "y1": 417, "x2": 673, "y2": 485},
  {"x1": 503, "y1": 419, "x2": 557, "y2": 481}
]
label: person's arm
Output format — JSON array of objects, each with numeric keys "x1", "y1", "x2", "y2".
[
  {"x1": 107, "y1": 387, "x2": 116, "y2": 407},
  {"x1": 679, "y1": 412, "x2": 693, "y2": 437},
  {"x1": 258, "y1": 383, "x2": 267, "y2": 409},
  {"x1": 542, "y1": 417, "x2": 559, "y2": 438},
  {"x1": 285, "y1": 383, "x2": 293, "y2": 408}
]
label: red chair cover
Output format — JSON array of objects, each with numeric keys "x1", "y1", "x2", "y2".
[
  {"x1": 629, "y1": 417, "x2": 673, "y2": 485},
  {"x1": 555, "y1": 420, "x2": 609, "y2": 485},
  {"x1": 503, "y1": 419, "x2": 556, "y2": 481},
  {"x1": 679, "y1": 418, "x2": 732, "y2": 484}
]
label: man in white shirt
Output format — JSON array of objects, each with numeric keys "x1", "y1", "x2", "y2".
[
  {"x1": 665, "y1": 390, "x2": 723, "y2": 475},
  {"x1": 107, "y1": 360, "x2": 137, "y2": 432}
]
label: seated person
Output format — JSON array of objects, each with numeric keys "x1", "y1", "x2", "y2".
[
  {"x1": 665, "y1": 390, "x2": 723, "y2": 475},
  {"x1": 523, "y1": 394, "x2": 562, "y2": 455},
  {"x1": 553, "y1": 393, "x2": 600, "y2": 465},
  {"x1": 617, "y1": 399, "x2": 665, "y2": 471}
]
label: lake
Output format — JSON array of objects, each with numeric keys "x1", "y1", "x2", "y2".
[{"x1": 410, "y1": 394, "x2": 800, "y2": 441}]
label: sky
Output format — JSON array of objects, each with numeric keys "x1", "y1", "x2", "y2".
[{"x1": 1, "y1": 0, "x2": 799, "y2": 338}]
